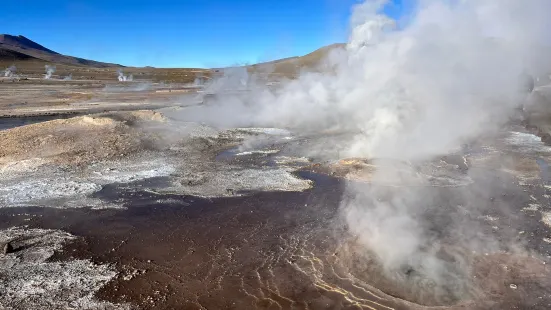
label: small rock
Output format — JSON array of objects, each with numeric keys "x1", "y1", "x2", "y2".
[
  {"x1": 541, "y1": 134, "x2": 551, "y2": 145},
  {"x1": 510, "y1": 284, "x2": 518, "y2": 289},
  {"x1": 3, "y1": 242, "x2": 14, "y2": 254}
]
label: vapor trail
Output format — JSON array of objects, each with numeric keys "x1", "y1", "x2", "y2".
[
  {"x1": 44, "y1": 65, "x2": 56, "y2": 79},
  {"x1": 117, "y1": 69, "x2": 133, "y2": 82},
  {"x1": 3, "y1": 65, "x2": 16, "y2": 77}
]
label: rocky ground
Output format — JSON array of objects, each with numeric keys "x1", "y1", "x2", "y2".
[
  {"x1": 0, "y1": 78, "x2": 203, "y2": 117},
  {"x1": 0, "y1": 227, "x2": 131, "y2": 310},
  {"x1": 0, "y1": 81, "x2": 551, "y2": 309}
]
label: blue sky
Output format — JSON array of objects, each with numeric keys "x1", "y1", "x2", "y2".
[{"x1": 1, "y1": 0, "x2": 408, "y2": 68}]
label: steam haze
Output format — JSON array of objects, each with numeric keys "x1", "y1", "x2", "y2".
[
  {"x1": 3, "y1": 65, "x2": 16, "y2": 77},
  {"x1": 44, "y1": 65, "x2": 56, "y2": 79},
  {"x1": 178, "y1": 0, "x2": 551, "y2": 304},
  {"x1": 194, "y1": 0, "x2": 551, "y2": 160},
  {"x1": 2, "y1": 0, "x2": 551, "y2": 307},
  {"x1": 117, "y1": 69, "x2": 133, "y2": 82}
]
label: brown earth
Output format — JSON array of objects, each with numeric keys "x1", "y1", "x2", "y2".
[
  {"x1": 1, "y1": 34, "x2": 345, "y2": 83},
  {"x1": 0, "y1": 111, "x2": 166, "y2": 166},
  {"x1": 0, "y1": 167, "x2": 549, "y2": 310},
  {"x1": 0, "y1": 34, "x2": 120, "y2": 67}
]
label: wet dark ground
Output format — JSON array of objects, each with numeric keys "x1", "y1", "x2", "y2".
[
  {"x1": 1, "y1": 114, "x2": 551, "y2": 309},
  {"x1": 0, "y1": 166, "x2": 551, "y2": 310},
  {"x1": 0, "y1": 114, "x2": 78, "y2": 130},
  {"x1": 0, "y1": 172, "x2": 346, "y2": 309}
]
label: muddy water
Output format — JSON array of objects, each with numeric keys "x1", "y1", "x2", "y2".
[
  {"x1": 0, "y1": 165, "x2": 550, "y2": 309},
  {"x1": 0, "y1": 114, "x2": 77, "y2": 130},
  {"x1": 0, "y1": 173, "x2": 349, "y2": 309},
  {"x1": 1, "y1": 125, "x2": 551, "y2": 309}
]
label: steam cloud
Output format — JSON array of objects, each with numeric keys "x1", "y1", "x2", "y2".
[
  {"x1": 63, "y1": 74, "x2": 72, "y2": 81},
  {"x1": 44, "y1": 65, "x2": 56, "y2": 79},
  {"x1": 182, "y1": 0, "x2": 551, "y2": 303},
  {"x1": 3, "y1": 65, "x2": 16, "y2": 77},
  {"x1": 204, "y1": 67, "x2": 250, "y2": 93},
  {"x1": 117, "y1": 69, "x2": 133, "y2": 82},
  {"x1": 334, "y1": 0, "x2": 550, "y2": 280},
  {"x1": 194, "y1": 73, "x2": 207, "y2": 87}
]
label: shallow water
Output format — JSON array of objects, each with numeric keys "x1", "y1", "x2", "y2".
[
  {"x1": 537, "y1": 158, "x2": 550, "y2": 183},
  {"x1": 1, "y1": 124, "x2": 551, "y2": 309},
  {"x1": 0, "y1": 115, "x2": 75, "y2": 131}
]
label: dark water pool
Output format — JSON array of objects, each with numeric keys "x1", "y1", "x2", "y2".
[
  {"x1": 536, "y1": 158, "x2": 550, "y2": 183},
  {"x1": 0, "y1": 114, "x2": 77, "y2": 131}
]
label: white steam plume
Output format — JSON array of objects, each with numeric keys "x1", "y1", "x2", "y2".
[
  {"x1": 204, "y1": 67, "x2": 250, "y2": 93},
  {"x1": 193, "y1": 72, "x2": 206, "y2": 87},
  {"x1": 63, "y1": 74, "x2": 72, "y2": 81},
  {"x1": 188, "y1": 0, "x2": 550, "y2": 152},
  {"x1": 3, "y1": 65, "x2": 16, "y2": 77},
  {"x1": 44, "y1": 65, "x2": 56, "y2": 79},
  {"x1": 173, "y1": 0, "x2": 551, "y2": 303},
  {"x1": 117, "y1": 69, "x2": 133, "y2": 82}
]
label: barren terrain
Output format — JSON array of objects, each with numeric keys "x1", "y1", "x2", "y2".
[
  {"x1": 1, "y1": 27, "x2": 551, "y2": 310},
  {"x1": 1, "y1": 74, "x2": 551, "y2": 309}
]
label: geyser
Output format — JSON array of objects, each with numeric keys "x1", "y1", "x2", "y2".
[
  {"x1": 117, "y1": 69, "x2": 133, "y2": 82},
  {"x1": 44, "y1": 65, "x2": 56, "y2": 79},
  {"x1": 3, "y1": 65, "x2": 16, "y2": 77},
  {"x1": 187, "y1": 0, "x2": 551, "y2": 305}
]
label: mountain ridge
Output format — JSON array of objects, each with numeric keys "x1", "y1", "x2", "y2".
[
  {"x1": 0, "y1": 34, "x2": 122, "y2": 68},
  {"x1": 0, "y1": 34, "x2": 345, "y2": 75}
]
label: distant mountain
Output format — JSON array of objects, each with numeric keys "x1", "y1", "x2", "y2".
[
  {"x1": 0, "y1": 34, "x2": 59, "y2": 55},
  {"x1": 0, "y1": 34, "x2": 122, "y2": 68},
  {"x1": 249, "y1": 43, "x2": 346, "y2": 77},
  {"x1": 255, "y1": 43, "x2": 345, "y2": 66},
  {"x1": 0, "y1": 34, "x2": 345, "y2": 73},
  {"x1": 0, "y1": 47, "x2": 34, "y2": 61}
]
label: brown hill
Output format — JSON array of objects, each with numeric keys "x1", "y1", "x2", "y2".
[
  {"x1": 0, "y1": 34, "x2": 121, "y2": 68},
  {"x1": 250, "y1": 43, "x2": 346, "y2": 77},
  {"x1": 0, "y1": 34, "x2": 59, "y2": 54},
  {"x1": 0, "y1": 34, "x2": 344, "y2": 81},
  {"x1": 0, "y1": 48, "x2": 34, "y2": 61}
]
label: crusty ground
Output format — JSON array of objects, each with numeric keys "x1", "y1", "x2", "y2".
[{"x1": 0, "y1": 110, "x2": 166, "y2": 167}]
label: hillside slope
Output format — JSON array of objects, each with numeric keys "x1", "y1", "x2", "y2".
[
  {"x1": 0, "y1": 34, "x2": 345, "y2": 81},
  {"x1": 0, "y1": 34, "x2": 121, "y2": 68},
  {"x1": 250, "y1": 43, "x2": 346, "y2": 77}
]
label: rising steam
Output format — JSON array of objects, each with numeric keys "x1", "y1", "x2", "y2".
[
  {"x1": 194, "y1": 72, "x2": 207, "y2": 87},
  {"x1": 196, "y1": 0, "x2": 550, "y2": 153},
  {"x1": 3, "y1": 65, "x2": 16, "y2": 77},
  {"x1": 44, "y1": 65, "x2": 56, "y2": 79},
  {"x1": 180, "y1": 0, "x2": 551, "y2": 303},
  {"x1": 117, "y1": 69, "x2": 133, "y2": 82},
  {"x1": 204, "y1": 67, "x2": 250, "y2": 93}
]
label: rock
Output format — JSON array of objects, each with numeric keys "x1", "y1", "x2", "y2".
[
  {"x1": 3, "y1": 242, "x2": 14, "y2": 254},
  {"x1": 541, "y1": 133, "x2": 551, "y2": 145}
]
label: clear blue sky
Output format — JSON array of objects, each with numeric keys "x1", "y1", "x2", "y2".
[{"x1": 1, "y1": 0, "x2": 408, "y2": 68}]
